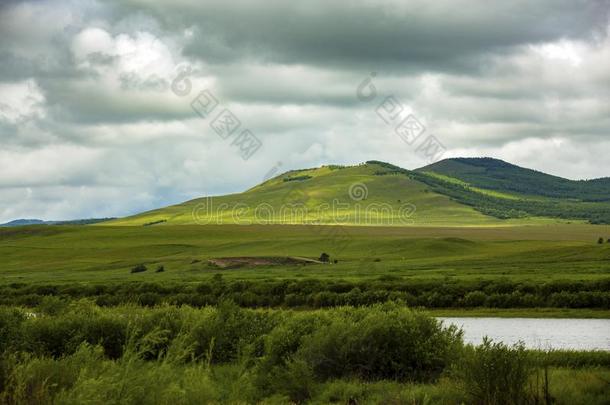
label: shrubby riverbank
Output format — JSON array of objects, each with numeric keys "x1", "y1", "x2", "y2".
[
  {"x1": 1, "y1": 301, "x2": 608, "y2": 404},
  {"x1": 2, "y1": 278, "x2": 609, "y2": 311}
]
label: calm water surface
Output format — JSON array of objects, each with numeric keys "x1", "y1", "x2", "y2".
[{"x1": 438, "y1": 317, "x2": 610, "y2": 351}]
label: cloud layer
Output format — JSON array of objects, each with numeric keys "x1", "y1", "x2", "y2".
[{"x1": 1, "y1": 0, "x2": 609, "y2": 222}]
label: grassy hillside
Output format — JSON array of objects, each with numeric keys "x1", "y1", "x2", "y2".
[
  {"x1": 107, "y1": 162, "x2": 572, "y2": 227},
  {"x1": 108, "y1": 162, "x2": 511, "y2": 226}
]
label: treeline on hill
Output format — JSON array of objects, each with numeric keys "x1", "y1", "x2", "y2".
[
  {"x1": 421, "y1": 157, "x2": 610, "y2": 202},
  {"x1": 1, "y1": 278, "x2": 609, "y2": 309},
  {"x1": 412, "y1": 171, "x2": 610, "y2": 224},
  {"x1": 1, "y1": 302, "x2": 608, "y2": 404},
  {"x1": 366, "y1": 161, "x2": 610, "y2": 224}
]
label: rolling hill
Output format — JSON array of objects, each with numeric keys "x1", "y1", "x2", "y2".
[
  {"x1": 108, "y1": 162, "x2": 500, "y2": 226},
  {"x1": 106, "y1": 159, "x2": 610, "y2": 226}
]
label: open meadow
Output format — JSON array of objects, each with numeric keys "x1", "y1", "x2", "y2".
[{"x1": 2, "y1": 223, "x2": 609, "y2": 283}]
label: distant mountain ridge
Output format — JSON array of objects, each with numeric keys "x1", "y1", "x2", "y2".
[
  {"x1": 0, "y1": 218, "x2": 116, "y2": 227},
  {"x1": 0, "y1": 219, "x2": 47, "y2": 227}
]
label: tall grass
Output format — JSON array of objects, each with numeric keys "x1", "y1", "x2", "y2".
[
  {"x1": 451, "y1": 338, "x2": 534, "y2": 405},
  {"x1": 1, "y1": 344, "x2": 219, "y2": 405}
]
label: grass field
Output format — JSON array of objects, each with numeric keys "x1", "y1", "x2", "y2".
[{"x1": 1, "y1": 223, "x2": 609, "y2": 284}]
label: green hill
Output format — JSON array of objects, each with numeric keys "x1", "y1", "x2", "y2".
[
  {"x1": 106, "y1": 160, "x2": 605, "y2": 227},
  {"x1": 418, "y1": 157, "x2": 610, "y2": 201},
  {"x1": 414, "y1": 158, "x2": 610, "y2": 224},
  {"x1": 108, "y1": 162, "x2": 521, "y2": 226}
]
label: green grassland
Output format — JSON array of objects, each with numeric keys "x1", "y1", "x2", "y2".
[{"x1": 2, "y1": 223, "x2": 609, "y2": 285}]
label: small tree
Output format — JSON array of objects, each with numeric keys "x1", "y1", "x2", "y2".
[
  {"x1": 598, "y1": 237, "x2": 604, "y2": 244},
  {"x1": 319, "y1": 253, "x2": 330, "y2": 263}
]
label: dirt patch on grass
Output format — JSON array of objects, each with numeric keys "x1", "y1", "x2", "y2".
[{"x1": 208, "y1": 256, "x2": 323, "y2": 269}]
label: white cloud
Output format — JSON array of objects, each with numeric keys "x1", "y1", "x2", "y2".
[
  {"x1": 0, "y1": 0, "x2": 609, "y2": 223},
  {"x1": 0, "y1": 79, "x2": 45, "y2": 124},
  {"x1": 532, "y1": 40, "x2": 585, "y2": 67}
]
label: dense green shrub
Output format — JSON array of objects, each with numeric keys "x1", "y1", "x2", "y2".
[
  {"x1": 462, "y1": 291, "x2": 488, "y2": 307},
  {"x1": 452, "y1": 339, "x2": 534, "y2": 405},
  {"x1": 188, "y1": 301, "x2": 278, "y2": 363},
  {"x1": 21, "y1": 312, "x2": 128, "y2": 359},
  {"x1": 137, "y1": 293, "x2": 161, "y2": 307},
  {"x1": 37, "y1": 296, "x2": 68, "y2": 316},
  {"x1": 2, "y1": 278, "x2": 609, "y2": 310},
  {"x1": 0, "y1": 308, "x2": 26, "y2": 353},
  {"x1": 256, "y1": 304, "x2": 462, "y2": 394},
  {"x1": 298, "y1": 306, "x2": 462, "y2": 382}
]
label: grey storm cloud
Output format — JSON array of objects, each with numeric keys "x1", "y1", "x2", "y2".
[
  {"x1": 0, "y1": 0, "x2": 609, "y2": 223},
  {"x1": 111, "y1": 0, "x2": 609, "y2": 69}
]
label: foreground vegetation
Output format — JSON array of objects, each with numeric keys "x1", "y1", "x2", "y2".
[
  {"x1": 1, "y1": 302, "x2": 608, "y2": 404},
  {"x1": 1, "y1": 222, "x2": 608, "y2": 402}
]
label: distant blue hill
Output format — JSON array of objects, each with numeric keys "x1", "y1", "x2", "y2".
[{"x1": 0, "y1": 218, "x2": 115, "y2": 227}]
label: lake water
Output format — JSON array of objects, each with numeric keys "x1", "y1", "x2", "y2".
[{"x1": 438, "y1": 317, "x2": 610, "y2": 351}]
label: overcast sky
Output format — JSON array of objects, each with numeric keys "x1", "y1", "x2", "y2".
[{"x1": 1, "y1": 0, "x2": 609, "y2": 222}]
